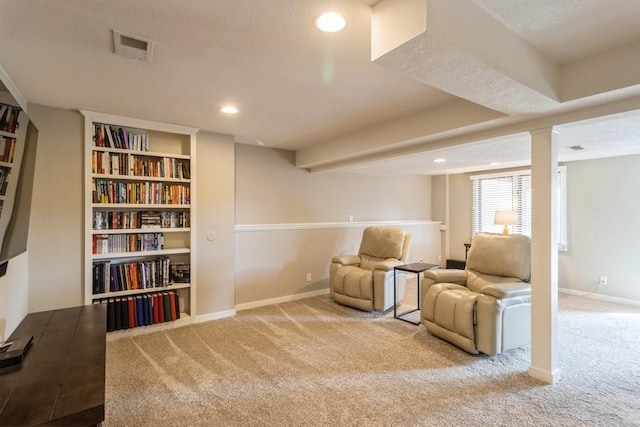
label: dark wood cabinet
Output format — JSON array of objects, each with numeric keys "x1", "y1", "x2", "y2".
[
  {"x1": 0, "y1": 305, "x2": 106, "y2": 426},
  {"x1": 446, "y1": 259, "x2": 466, "y2": 269}
]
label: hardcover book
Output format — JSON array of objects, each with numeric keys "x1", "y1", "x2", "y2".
[{"x1": 170, "y1": 263, "x2": 190, "y2": 284}]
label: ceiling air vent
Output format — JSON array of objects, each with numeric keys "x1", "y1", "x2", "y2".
[
  {"x1": 568, "y1": 145, "x2": 585, "y2": 151},
  {"x1": 113, "y1": 30, "x2": 154, "y2": 62}
]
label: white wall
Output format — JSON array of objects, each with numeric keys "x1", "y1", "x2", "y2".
[{"x1": 0, "y1": 252, "x2": 28, "y2": 341}]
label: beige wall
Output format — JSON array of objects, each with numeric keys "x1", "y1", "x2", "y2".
[
  {"x1": 235, "y1": 222, "x2": 440, "y2": 306},
  {"x1": 559, "y1": 155, "x2": 640, "y2": 301},
  {"x1": 17, "y1": 105, "x2": 437, "y2": 318},
  {"x1": 27, "y1": 105, "x2": 84, "y2": 312},
  {"x1": 235, "y1": 144, "x2": 431, "y2": 224},
  {"x1": 433, "y1": 155, "x2": 640, "y2": 303},
  {"x1": 431, "y1": 173, "x2": 472, "y2": 261},
  {"x1": 24, "y1": 105, "x2": 238, "y2": 318},
  {"x1": 234, "y1": 144, "x2": 438, "y2": 307},
  {"x1": 448, "y1": 174, "x2": 473, "y2": 260},
  {"x1": 195, "y1": 131, "x2": 236, "y2": 317}
]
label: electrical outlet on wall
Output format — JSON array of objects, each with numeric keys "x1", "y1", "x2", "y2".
[
  {"x1": 599, "y1": 276, "x2": 608, "y2": 286},
  {"x1": 306, "y1": 273, "x2": 312, "y2": 282}
]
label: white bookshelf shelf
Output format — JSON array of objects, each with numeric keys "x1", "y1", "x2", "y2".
[
  {"x1": 92, "y1": 227, "x2": 190, "y2": 235},
  {"x1": 91, "y1": 173, "x2": 190, "y2": 183},
  {"x1": 92, "y1": 247, "x2": 190, "y2": 260},
  {"x1": 91, "y1": 146, "x2": 191, "y2": 160},
  {"x1": 92, "y1": 203, "x2": 190, "y2": 209},
  {"x1": 92, "y1": 282, "x2": 191, "y2": 299}
]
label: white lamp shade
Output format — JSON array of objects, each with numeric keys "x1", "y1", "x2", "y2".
[{"x1": 494, "y1": 210, "x2": 517, "y2": 225}]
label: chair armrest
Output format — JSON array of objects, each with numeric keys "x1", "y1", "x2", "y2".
[
  {"x1": 331, "y1": 254, "x2": 361, "y2": 266},
  {"x1": 373, "y1": 259, "x2": 404, "y2": 272},
  {"x1": 424, "y1": 269, "x2": 467, "y2": 285},
  {"x1": 480, "y1": 282, "x2": 531, "y2": 299}
]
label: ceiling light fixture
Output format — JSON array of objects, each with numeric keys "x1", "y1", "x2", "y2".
[
  {"x1": 490, "y1": 162, "x2": 502, "y2": 166},
  {"x1": 433, "y1": 158, "x2": 446, "y2": 163},
  {"x1": 315, "y1": 12, "x2": 346, "y2": 33},
  {"x1": 220, "y1": 106, "x2": 239, "y2": 114}
]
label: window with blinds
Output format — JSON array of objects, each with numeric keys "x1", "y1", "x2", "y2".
[{"x1": 471, "y1": 167, "x2": 567, "y2": 251}]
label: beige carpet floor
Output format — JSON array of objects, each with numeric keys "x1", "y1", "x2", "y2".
[{"x1": 105, "y1": 294, "x2": 640, "y2": 426}]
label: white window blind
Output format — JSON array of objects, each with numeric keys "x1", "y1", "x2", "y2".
[{"x1": 471, "y1": 167, "x2": 567, "y2": 251}]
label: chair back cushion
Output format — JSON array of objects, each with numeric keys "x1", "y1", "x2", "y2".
[
  {"x1": 465, "y1": 233, "x2": 531, "y2": 282},
  {"x1": 358, "y1": 227, "x2": 406, "y2": 263}
]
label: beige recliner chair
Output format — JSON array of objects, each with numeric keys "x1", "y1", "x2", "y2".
[
  {"x1": 330, "y1": 227, "x2": 411, "y2": 312},
  {"x1": 421, "y1": 232, "x2": 531, "y2": 356}
]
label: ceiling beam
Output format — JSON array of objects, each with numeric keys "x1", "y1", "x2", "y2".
[
  {"x1": 306, "y1": 94, "x2": 640, "y2": 173},
  {"x1": 295, "y1": 98, "x2": 503, "y2": 168},
  {"x1": 371, "y1": 0, "x2": 560, "y2": 115}
]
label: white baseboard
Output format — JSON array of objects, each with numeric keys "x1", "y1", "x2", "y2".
[
  {"x1": 559, "y1": 288, "x2": 640, "y2": 307},
  {"x1": 196, "y1": 309, "x2": 236, "y2": 324},
  {"x1": 528, "y1": 366, "x2": 561, "y2": 384},
  {"x1": 235, "y1": 288, "x2": 330, "y2": 311}
]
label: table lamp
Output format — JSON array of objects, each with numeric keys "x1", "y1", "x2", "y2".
[{"x1": 494, "y1": 210, "x2": 517, "y2": 235}]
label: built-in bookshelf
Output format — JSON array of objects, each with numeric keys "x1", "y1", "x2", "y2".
[
  {"x1": 0, "y1": 99, "x2": 27, "y2": 252},
  {"x1": 82, "y1": 111, "x2": 197, "y2": 332}
]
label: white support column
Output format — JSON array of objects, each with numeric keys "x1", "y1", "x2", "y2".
[
  {"x1": 444, "y1": 174, "x2": 450, "y2": 262},
  {"x1": 529, "y1": 127, "x2": 560, "y2": 384}
]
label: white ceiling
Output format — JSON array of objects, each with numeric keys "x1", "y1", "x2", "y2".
[
  {"x1": 0, "y1": 0, "x2": 639, "y2": 175},
  {"x1": 473, "y1": 0, "x2": 640, "y2": 64}
]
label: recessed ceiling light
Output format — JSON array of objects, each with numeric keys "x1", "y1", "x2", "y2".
[
  {"x1": 220, "y1": 106, "x2": 239, "y2": 114},
  {"x1": 490, "y1": 162, "x2": 502, "y2": 166},
  {"x1": 315, "y1": 12, "x2": 346, "y2": 33},
  {"x1": 433, "y1": 158, "x2": 446, "y2": 163}
]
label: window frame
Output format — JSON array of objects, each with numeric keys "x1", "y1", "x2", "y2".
[{"x1": 470, "y1": 166, "x2": 567, "y2": 251}]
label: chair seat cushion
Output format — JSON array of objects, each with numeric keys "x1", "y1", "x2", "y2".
[
  {"x1": 424, "y1": 283, "x2": 479, "y2": 341},
  {"x1": 333, "y1": 266, "x2": 373, "y2": 301}
]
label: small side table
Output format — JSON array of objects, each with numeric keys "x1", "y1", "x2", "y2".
[{"x1": 394, "y1": 262, "x2": 440, "y2": 325}]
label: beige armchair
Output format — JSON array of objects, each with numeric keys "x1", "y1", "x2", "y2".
[
  {"x1": 421, "y1": 232, "x2": 531, "y2": 356},
  {"x1": 330, "y1": 227, "x2": 411, "y2": 312}
]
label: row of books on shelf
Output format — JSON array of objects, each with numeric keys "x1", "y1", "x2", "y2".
[
  {"x1": 92, "y1": 232, "x2": 164, "y2": 254},
  {"x1": 96, "y1": 291, "x2": 181, "y2": 332},
  {"x1": 0, "y1": 137, "x2": 16, "y2": 163},
  {"x1": 92, "y1": 179, "x2": 190, "y2": 204},
  {"x1": 92, "y1": 122, "x2": 149, "y2": 151},
  {"x1": 0, "y1": 104, "x2": 20, "y2": 134},
  {"x1": 0, "y1": 166, "x2": 10, "y2": 195},
  {"x1": 93, "y1": 210, "x2": 190, "y2": 230},
  {"x1": 92, "y1": 257, "x2": 190, "y2": 294},
  {"x1": 91, "y1": 150, "x2": 191, "y2": 179}
]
